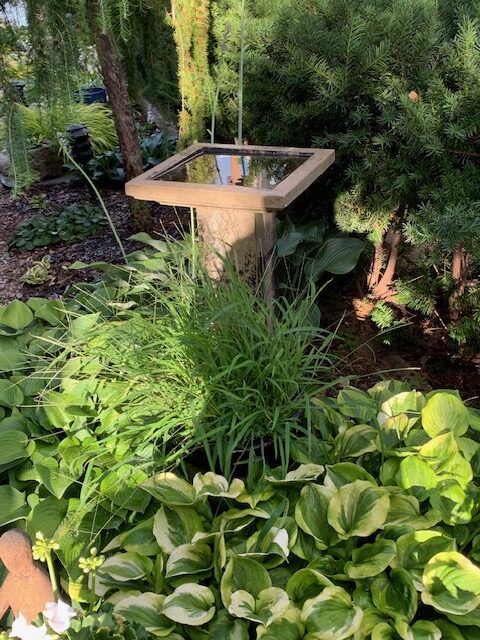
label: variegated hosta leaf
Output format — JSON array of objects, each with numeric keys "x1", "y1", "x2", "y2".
[
  {"x1": 394, "y1": 619, "x2": 442, "y2": 640},
  {"x1": 429, "y1": 481, "x2": 474, "y2": 525},
  {"x1": 99, "y1": 552, "x2": 153, "y2": 583},
  {"x1": 335, "y1": 424, "x2": 378, "y2": 459},
  {"x1": 327, "y1": 480, "x2": 390, "y2": 539},
  {"x1": 114, "y1": 593, "x2": 175, "y2": 636},
  {"x1": 165, "y1": 542, "x2": 213, "y2": 579},
  {"x1": 162, "y1": 583, "x2": 215, "y2": 626},
  {"x1": 215, "y1": 508, "x2": 270, "y2": 535},
  {"x1": 239, "y1": 526, "x2": 293, "y2": 566},
  {"x1": 103, "y1": 518, "x2": 159, "y2": 556},
  {"x1": 265, "y1": 464, "x2": 325, "y2": 485},
  {"x1": 371, "y1": 569, "x2": 417, "y2": 622},
  {"x1": 220, "y1": 557, "x2": 271, "y2": 608},
  {"x1": 286, "y1": 568, "x2": 333, "y2": 608},
  {"x1": 324, "y1": 462, "x2": 377, "y2": 488},
  {"x1": 235, "y1": 486, "x2": 275, "y2": 507},
  {"x1": 301, "y1": 586, "x2": 363, "y2": 640},
  {"x1": 383, "y1": 494, "x2": 441, "y2": 531},
  {"x1": 143, "y1": 472, "x2": 197, "y2": 506},
  {"x1": 371, "y1": 622, "x2": 397, "y2": 639},
  {"x1": 208, "y1": 609, "x2": 249, "y2": 640},
  {"x1": 153, "y1": 505, "x2": 204, "y2": 553},
  {"x1": 422, "y1": 551, "x2": 480, "y2": 615},
  {"x1": 256, "y1": 605, "x2": 304, "y2": 640},
  {"x1": 193, "y1": 472, "x2": 245, "y2": 499},
  {"x1": 228, "y1": 587, "x2": 289, "y2": 627},
  {"x1": 345, "y1": 539, "x2": 396, "y2": 579},
  {"x1": 295, "y1": 484, "x2": 337, "y2": 549},
  {"x1": 393, "y1": 530, "x2": 456, "y2": 590},
  {"x1": 378, "y1": 391, "x2": 424, "y2": 437}
]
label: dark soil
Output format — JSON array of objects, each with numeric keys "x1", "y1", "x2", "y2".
[
  {"x1": 1, "y1": 180, "x2": 478, "y2": 405},
  {"x1": 319, "y1": 290, "x2": 480, "y2": 407},
  {"x1": 0, "y1": 180, "x2": 190, "y2": 302}
]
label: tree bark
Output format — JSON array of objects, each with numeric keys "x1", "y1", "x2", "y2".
[
  {"x1": 449, "y1": 244, "x2": 466, "y2": 323},
  {"x1": 372, "y1": 230, "x2": 402, "y2": 300},
  {"x1": 93, "y1": 28, "x2": 152, "y2": 232}
]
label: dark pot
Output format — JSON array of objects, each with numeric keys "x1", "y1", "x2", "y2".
[{"x1": 74, "y1": 87, "x2": 107, "y2": 105}]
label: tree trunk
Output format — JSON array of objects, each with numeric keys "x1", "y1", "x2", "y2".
[
  {"x1": 449, "y1": 244, "x2": 466, "y2": 323},
  {"x1": 93, "y1": 28, "x2": 152, "y2": 232},
  {"x1": 372, "y1": 230, "x2": 402, "y2": 300}
]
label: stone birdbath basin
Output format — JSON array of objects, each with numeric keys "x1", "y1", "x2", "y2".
[{"x1": 125, "y1": 143, "x2": 335, "y2": 299}]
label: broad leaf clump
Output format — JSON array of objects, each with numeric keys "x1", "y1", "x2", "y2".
[{"x1": 95, "y1": 382, "x2": 480, "y2": 639}]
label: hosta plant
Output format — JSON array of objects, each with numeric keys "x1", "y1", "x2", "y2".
[{"x1": 92, "y1": 384, "x2": 480, "y2": 640}]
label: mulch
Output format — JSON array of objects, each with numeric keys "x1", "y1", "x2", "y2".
[{"x1": 0, "y1": 180, "x2": 190, "y2": 302}]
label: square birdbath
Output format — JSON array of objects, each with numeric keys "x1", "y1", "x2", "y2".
[{"x1": 125, "y1": 143, "x2": 335, "y2": 299}]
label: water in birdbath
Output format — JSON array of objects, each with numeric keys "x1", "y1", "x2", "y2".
[{"x1": 153, "y1": 148, "x2": 311, "y2": 189}]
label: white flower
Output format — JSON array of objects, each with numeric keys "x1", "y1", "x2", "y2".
[
  {"x1": 43, "y1": 601, "x2": 76, "y2": 633},
  {"x1": 9, "y1": 614, "x2": 50, "y2": 640}
]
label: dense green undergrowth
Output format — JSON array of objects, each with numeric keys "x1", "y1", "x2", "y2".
[{"x1": 1, "y1": 238, "x2": 480, "y2": 638}]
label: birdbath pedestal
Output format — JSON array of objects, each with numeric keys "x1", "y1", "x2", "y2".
[{"x1": 125, "y1": 143, "x2": 334, "y2": 299}]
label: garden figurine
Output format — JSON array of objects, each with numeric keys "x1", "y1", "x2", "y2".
[{"x1": 0, "y1": 529, "x2": 54, "y2": 623}]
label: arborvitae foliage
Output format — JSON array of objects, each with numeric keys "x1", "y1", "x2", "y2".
[{"x1": 167, "y1": 0, "x2": 212, "y2": 146}]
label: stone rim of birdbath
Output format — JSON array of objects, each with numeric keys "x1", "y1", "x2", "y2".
[{"x1": 125, "y1": 143, "x2": 335, "y2": 298}]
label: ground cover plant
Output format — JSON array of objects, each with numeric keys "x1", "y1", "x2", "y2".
[
  {"x1": 18, "y1": 382, "x2": 480, "y2": 640},
  {"x1": 7, "y1": 204, "x2": 107, "y2": 251}
]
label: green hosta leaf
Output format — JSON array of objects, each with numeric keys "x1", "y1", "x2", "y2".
[
  {"x1": 220, "y1": 557, "x2": 271, "y2": 608},
  {"x1": 324, "y1": 462, "x2": 377, "y2": 488},
  {"x1": 162, "y1": 584, "x2": 215, "y2": 626},
  {"x1": 429, "y1": 481, "x2": 474, "y2": 525},
  {"x1": 100, "y1": 466, "x2": 150, "y2": 512},
  {"x1": 398, "y1": 457, "x2": 438, "y2": 493},
  {"x1": 29, "y1": 298, "x2": 66, "y2": 325},
  {"x1": 229, "y1": 588, "x2": 289, "y2": 627},
  {"x1": 100, "y1": 552, "x2": 153, "y2": 582},
  {"x1": 153, "y1": 505, "x2": 204, "y2": 554},
  {"x1": 422, "y1": 393, "x2": 469, "y2": 438},
  {"x1": 114, "y1": 593, "x2": 175, "y2": 636},
  {"x1": 0, "y1": 300, "x2": 34, "y2": 330},
  {"x1": 241, "y1": 526, "x2": 291, "y2": 564},
  {"x1": 209, "y1": 610, "x2": 248, "y2": 640},
  {"x1": 371, "y1": 569, "x2": 417, "y2": 622},
  {"x1": 165, "y1": 542, "x2": 213, "y2": 579},
  {"x1": 0, "y1": 380, "x2": 24, "y2": 408},
  {"x1": 394, "y1": 530, "x2": 456, "y2": 590},
  {"x1": 441, "y1": 453, "x2": 473, "y2": 489},
  {"x1": 420, "y1": 433, "x2": 458, "y2": 472},
  {"x1": 435, "y1": 618, "x2": 472, "y2": 637},
  {"x1": 143, "y1": 472, "x2": 197, "y2": 506},
  {"x1": 35, "y1": 458, "x2": 77, "y2": 498},
  {"x1": 235, "y1": 486, "x2": 275, "y2": 508},
  {"x1": 41, "y1": 390, "x2": 74, "y2": 429},
  {"x1": 445, "y1": 607, "x2": 480, "y2": 628},
  {"x1": 256, "y1": 605, "x2": 305, "y2": 640},
  {"x1": 193, "y1": 472, "x2": 245, "y2": 499},
  {"x1": 0, "y1": 429, "x2": 29, "y2": 467},
  {"x1": 422, "y1": 551, "x2": 480, "y2": 615},
  {"x1": 327, "y1": 480, "x2": 390, "y2": 539},
  {"x1": 286, "y1": 569, "x2": 333, "y2": 608},
  {"x1": 369, "y1": 380, "x2": 411, "y2": 406},
  {"x1": 0, "y1": 349, "x2": 26, "y2": 372},
  {"x1": 336, "y1": 424, "x2": 378, "y2": 458},
  {"x1": 378, "y1": 391, "x2": 424, "y2": 436},
  {"x1": 301, "y1": 586, "x2": 363, "y2": 640},
  {"x1": 27, "y1": 496, "x2": 67, "y2": 540},
  {"x1": 345, "y1": 539, "x2": 396, "y2": 579},
  {"x1": 337, "y1": 388, "x2": 378, "y2": 422},
  {"x1": 266, "y1": 464, "x2": 325, "y2": 485},
  {"x1": 295, "y1": 484, "x2": 337, "y2": 548},
  {"x1": 0, "y1": 486, "x2": 29, "y2": 526},
  {"x1": 305, "y1": 236, "x2": 364, "y2": 277}
]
